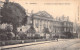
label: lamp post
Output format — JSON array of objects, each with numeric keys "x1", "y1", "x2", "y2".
[
  {"x1": 31, "y1": 10, "x2": 34, "y2": 27},
  {"x1": 77, "y1": 5, "x2": 80, "y2": 38}
]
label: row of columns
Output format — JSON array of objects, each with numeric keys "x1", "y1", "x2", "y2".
[{"x1": 33, "y1": 18, "x2": 53, "y2": 33}]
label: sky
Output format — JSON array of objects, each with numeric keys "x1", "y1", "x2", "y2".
[{"x1": 0, "y1": 0, "x2": 80, "y2": 22}]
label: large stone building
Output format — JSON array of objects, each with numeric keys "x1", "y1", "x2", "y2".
[
  {"x1": 33, "y1": 11, "x2": 54, "y2": 33},
  {"x1": 25, "y1": 11, "x2": 73, "y2": 38}
]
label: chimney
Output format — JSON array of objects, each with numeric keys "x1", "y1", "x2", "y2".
[
  {"x1": 67, "y1": 16, "x2": 69, "y2": 21},
  {"x1": 56, "y1": 17, "x2": 57, "y2": 21}
]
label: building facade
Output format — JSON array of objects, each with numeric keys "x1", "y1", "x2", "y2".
[
  {"x1": 33, "y1": 11, "x2": 54, "y2": 33},
  {"x1": 26, "y1": 11, "x2": 73, "y2": 38}
]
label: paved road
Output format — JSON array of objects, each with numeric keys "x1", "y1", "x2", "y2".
[
  {"x1": 67, "y1": 43, "x2": 80, "y2": 50},
  {"x1": 4, "y1": 39, "x2": 80, "y2": 50}
]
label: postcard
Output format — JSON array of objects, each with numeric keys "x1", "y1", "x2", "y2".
[{"x1": 0, "y1": 0, "x2": 80, "y2": 50}]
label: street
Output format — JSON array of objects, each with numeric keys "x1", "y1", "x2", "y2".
[{"x1": 3, "y1": 39, "x2": 80, "y2": 50}]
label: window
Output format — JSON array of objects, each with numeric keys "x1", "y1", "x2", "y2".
[{"x1": 36, "y1": 23, "x2": 39, "y2": 28}]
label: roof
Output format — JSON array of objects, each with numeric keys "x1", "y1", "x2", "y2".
[{"x1": 34, "y1": 11, "x2": 54, "y2": 20}]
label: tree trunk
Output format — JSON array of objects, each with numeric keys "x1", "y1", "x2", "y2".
[{"x1": 13, "y1": 24, "x2": 17, "y2": 39}]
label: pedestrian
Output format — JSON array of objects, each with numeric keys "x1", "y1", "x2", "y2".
[
  {"x1": 57, "y1": 37, "x2": 58, "y2": 41},
  {"x1": 57, "y1": 35, "x2": 59, "y2": 41}
]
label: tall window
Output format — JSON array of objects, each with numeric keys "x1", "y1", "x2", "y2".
[
  {"x1": 64, "y1": 28, "x2": 66, "y2": 32},
  {"x1": 35, "y1": 20, "x2": 39, "y2": 28}
]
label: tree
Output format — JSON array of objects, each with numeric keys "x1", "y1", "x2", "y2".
[
  {"x1": 43, "y1": 27, "x2": 50, "y2": 38},
  {"x1": 43, "y1": 27, "x2": 50, "y2": 33},
  {"x1": 1, "y1": 2, "x2": 27, "y2": 38},
  {"x1": 26, "y1": 26, "x2": 36, "y2": 39},
  {"x1": 27, "y1": 26, "x2": 36, "y2": 34}
]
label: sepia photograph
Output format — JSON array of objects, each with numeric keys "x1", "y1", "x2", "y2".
[{"x1": 0, "y1": 0, "x2": 80, "y2": 50}]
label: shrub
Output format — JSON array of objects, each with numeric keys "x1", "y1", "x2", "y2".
[
  {"x1": 18, "y1": 32, "x2": 27, "y2": 40},
  {"x1": 0, "y1": 29, "x2": 15, "y2": 41},
  {"x1": 0, "y1": 34, "x2": 7, "y2": 41},
  {"x1": 63, "y1": 32, "x2": 73, "y2": 38}
]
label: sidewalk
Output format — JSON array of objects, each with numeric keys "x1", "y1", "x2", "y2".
[
  {"x1": 0, "y1": 40, "x2": 57, "y2": 50},
  {"x1": 0, "y1": 39, "x2": 76, "y2": 50}
]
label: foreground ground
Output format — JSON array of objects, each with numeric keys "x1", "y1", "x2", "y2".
[{"x1": 3, "y1": 39, "x2": 80, "y2": 50}]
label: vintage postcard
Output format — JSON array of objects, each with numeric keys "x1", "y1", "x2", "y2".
[{"x1": 0, "y1": 0, "x2": 80, "y2": 50}]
